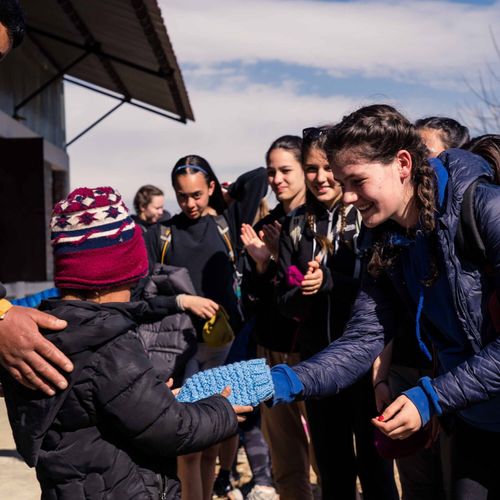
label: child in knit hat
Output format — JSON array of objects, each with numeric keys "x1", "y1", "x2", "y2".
[{"x1": 1, "y1": 186, "x2": 253, "y2": 500}]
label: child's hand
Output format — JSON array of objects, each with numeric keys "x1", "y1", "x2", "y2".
[
  {"x1": 166, "y1": 378, "x2": 181, "y2": 396},
  {"x1": 301, "y1": 255, "x2": 323, "y2": 296},
  {"x1": 221, "y1": 386, "x2": 253, "y2": 422},
  {"x1": 371, "y1": 394, "x2": 422, "y2": 439}
]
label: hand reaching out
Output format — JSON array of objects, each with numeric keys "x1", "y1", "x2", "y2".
[{"x1": 180, "y1": 295, "x2": 219, "y2": 319}]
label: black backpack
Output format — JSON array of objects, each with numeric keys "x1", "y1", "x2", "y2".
[{"x1": 455, "y1": 179, "x2": 499, "y2": 334}]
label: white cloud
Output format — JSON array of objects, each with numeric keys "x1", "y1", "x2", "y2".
[
  {"x1": 66, "y1": 80, "x2": 362, "y2": 210},
  {"x1": 65, "y1": 0, "x2": 498, "y2": 214},
  {"x1": 163, "y1": 0, "x2": 500, "y2": 88}
]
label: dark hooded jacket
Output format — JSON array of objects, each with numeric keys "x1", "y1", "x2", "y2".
[
  {"x1": 276, "y1": 198, "x2": 362, "y2": 359},
  {"x1": 1, "y1": 300, "x2": 238, "y2": 499},
  {"x1": 292, "y1": 149, "x2": 500, "y2": 431}
]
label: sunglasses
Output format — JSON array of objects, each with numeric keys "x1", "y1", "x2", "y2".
[{"x1": 302, "y1": 127, "x2": 329, "y2": 143}]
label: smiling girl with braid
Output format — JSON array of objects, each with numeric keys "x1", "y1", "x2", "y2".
[
  {"x1": 274, "y1": 126, "x2": 398, "y2": 500},
  {"x1": 270, "y1": 104, "x2": 500, "y2": 499}
]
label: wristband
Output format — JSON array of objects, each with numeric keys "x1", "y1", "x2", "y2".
[
  {"x1": 373, "y1": 379, "x2": 389, "y2": 390},
  {"x1": 0, "y1": 299, "x2": 13, "y2": 320}
]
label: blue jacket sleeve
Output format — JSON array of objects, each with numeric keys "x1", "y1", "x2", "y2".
[{"x1": 292, "y1": 272, "x2": 398, "y2": 398}]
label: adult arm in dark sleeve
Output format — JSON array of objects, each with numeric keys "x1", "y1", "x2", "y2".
[{"x1": 94, "y1": 332, "x2": 238, "y2": 457}]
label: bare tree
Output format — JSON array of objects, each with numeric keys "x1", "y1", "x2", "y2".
[{"x1": 459, "y1": 29, "x2": 500, "y2": 134}]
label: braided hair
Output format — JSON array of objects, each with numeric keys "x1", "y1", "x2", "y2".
[
  {"x1": 415, "y1": 116, "x2": 470, "y2": 151},
  {"x1": 302, "y1": 124, "x2": 348, "y2": 256},
  {"x1": 325, "y1": 104, "x2": 439, "y2": 284},
  {"x1": 464, "y1": 134, "x2": 500, "y2": 184}
]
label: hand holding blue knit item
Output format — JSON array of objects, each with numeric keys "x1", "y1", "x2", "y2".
[{"x1": 177, "y1": 359, "x2": 274, "y2": 406}]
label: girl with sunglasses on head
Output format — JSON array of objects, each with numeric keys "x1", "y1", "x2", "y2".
[
  {"x1": 241, "y1": 135, "x2": 313, "y2": 500},
  {"x1": 270, "y1": 104, "x2": 500, "y2": 499},
  {"x1": 272, "y1": 126, "x2": 398, "y2": 500},
  {"x1": 145, "y1": 155, "x2": 267, "y2": 500}
]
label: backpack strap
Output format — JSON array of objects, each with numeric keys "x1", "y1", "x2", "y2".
[
  {"x1": 456, "y1": 179, "x2": 487, "y2": 265},
  {"x1": 213, "y1": 214, "x2": 235, "y2": 263},
  {"x1": 159, "y1": 224, "x2": 172, "y2": 265},
  {"x1": 288, "y1": 209, "x2": 307, "y2": 253},
  {"x1": 213, "y1": 214, "x2": 245, "y2": 320},
  {"x1": 336, "y1": 204, "x2": 363, "y2": 279}
]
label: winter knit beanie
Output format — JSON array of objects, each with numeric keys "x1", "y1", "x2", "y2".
[
  {"x1": 51, "y1": 186, "x2": 148, "y2": 290},
  {"x1": 177, "y1": 359, "x2": 274, "y2": 406}
]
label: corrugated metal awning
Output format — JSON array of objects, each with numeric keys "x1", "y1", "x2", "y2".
[{"x1": 20, "y1": 0, "x2": 194, "y2": 124}]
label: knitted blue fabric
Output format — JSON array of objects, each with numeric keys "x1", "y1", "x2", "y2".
[{"x1": 177, "y1": 359, "x2": 274, "y2": 406}]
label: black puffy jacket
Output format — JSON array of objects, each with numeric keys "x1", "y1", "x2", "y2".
[{"x1": 2, "y1": 300, "x2": 238, "y2": 499}]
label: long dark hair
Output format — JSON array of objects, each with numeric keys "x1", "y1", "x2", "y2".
[
  {"x1": 301, "y1": 125, "x2": 346, "y2": 256},
  {"x1": 265, "y1": 135, "x2": 302, "y2": 166},
  {"x1": 171, "y1": 155, "x2": 227, "y2": 215},
  {"x1": 325, "y1": 104, "x2": 439, "y2": 283},
  {"x1": 464, "y1": 134, "x2": 500, "y2": 184}
]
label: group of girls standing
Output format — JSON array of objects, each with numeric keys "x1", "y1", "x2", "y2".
[
  {"x1": 269, "y1": 105, "x2": 500, "y2": 500},
  {"x1": 142, "y1": 103, "x2": 499, "y2": 500}
]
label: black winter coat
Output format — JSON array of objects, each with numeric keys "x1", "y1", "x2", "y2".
[
  {"x1": 2, "y1": 300, "x2": 238, "y2": 499},
  {"x1": 276, "y1": 199, "x2": 361, "y2": 358},
  {"x1": 241, "y1": 204, "x2": 301, "y2": 353}
]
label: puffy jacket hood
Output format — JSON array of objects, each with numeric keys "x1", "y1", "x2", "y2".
[{"x1": 437, "y1": 148, "x2": 494, "y2": 228}]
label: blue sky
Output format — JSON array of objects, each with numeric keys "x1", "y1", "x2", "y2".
[{"x1": 65, "y1": 0, "x2": 500, "y2": 212}]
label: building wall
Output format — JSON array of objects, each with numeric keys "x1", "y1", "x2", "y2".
[
  {"x1": 0, "y1": 37, "x2": 66, "y2": 148},
  {"x1": 0, "y1": 40, "x2": 68, "y2": 294}
]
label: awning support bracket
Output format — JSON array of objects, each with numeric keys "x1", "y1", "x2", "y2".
[
  {"x1": 63, "y1": 76, "x2": 185, "y2": 122},
  {"x1": 13, "y1": 48, "x2": 92, "y2": 119},
  {"x1": 65, "y1": 99, "x2": 128, "y2": 148}
]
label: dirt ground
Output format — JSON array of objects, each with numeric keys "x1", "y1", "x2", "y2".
[{"x1": 0, "y1": 400, "x2": 40, "y2": 499}]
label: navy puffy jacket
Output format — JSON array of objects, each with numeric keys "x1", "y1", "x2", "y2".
[{"x1": 292, "y1": 149, "x2": 500, "y2": 428}]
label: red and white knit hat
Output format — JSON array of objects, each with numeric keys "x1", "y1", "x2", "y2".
[{"x1": 51, "y1": 186, "x2": 148, "y2": 290}]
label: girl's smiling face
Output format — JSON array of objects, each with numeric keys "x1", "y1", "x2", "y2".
[
  {"x1": 333, "y1": 150, "x2": 416, "y2": 228},
  {"x1": 304, "y1": 147, "x2": 342, "y2": 209},
  {"x1": 266, "y1": 148, "x2": 305, "y2": 204}
]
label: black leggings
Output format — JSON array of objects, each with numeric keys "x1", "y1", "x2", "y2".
[{"x1": 450, "y1": 418, "x2": 500, "y2": 499}]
